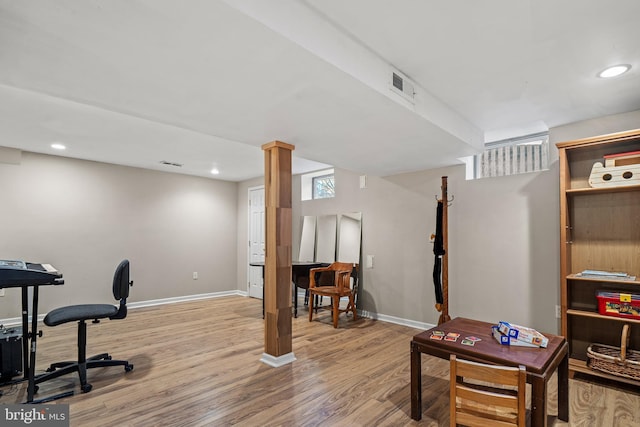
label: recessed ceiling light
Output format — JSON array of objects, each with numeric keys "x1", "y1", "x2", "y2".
[
  {"x1": 598, "y1": 64, "x2": 631, "y2": 78},
  {"x1": 210, "y1": 168, "x2": 220, "y2": 175},
  {"x1": 51, "y1": 143, "x2": 66, "y2": 150}
]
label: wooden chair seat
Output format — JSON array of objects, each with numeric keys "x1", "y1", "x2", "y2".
[{"x1": 310, "y1": 285, "x2": 346, "y2": 295}]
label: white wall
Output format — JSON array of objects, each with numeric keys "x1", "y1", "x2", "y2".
[
  {"x1": 447, "y1": 163, "x2": 559, "y2": 332},
  {"x1": 0, "y1": 152, "x2": 238, "y2": 318}
]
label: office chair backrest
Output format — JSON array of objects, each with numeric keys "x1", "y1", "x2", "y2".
[
  {"x1": 450, "y1": 354, "x2": 526, "y2": 427},
  {"x1": 111, "y1": 259, "x2": 132, "y2": 320}
]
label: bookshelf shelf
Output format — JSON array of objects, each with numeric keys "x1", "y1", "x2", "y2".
[
  {"x1": 566, "y1": 309, "x2": 640, "y2": 325},
  {"x1": 566, "y1": 274, "x2": 640, "y2": 286},
  {"x1": 565, "y1": 184, "x2": 640, "y2": 195}
]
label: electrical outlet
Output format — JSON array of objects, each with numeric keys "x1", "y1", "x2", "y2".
[
  {"x1": 366, "y1": 255, "x2": 374, "y2": 268},
  {"x1": 193, "y1": 272, "x2": 198, "y2": 280},
  {"x1": 555, "y1": 305, "x2": 561, "y2": 318}
]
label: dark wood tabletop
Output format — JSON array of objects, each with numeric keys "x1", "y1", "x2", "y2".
[{"x1": 412, "y1": 317, "x2": 567, "y2": 375}]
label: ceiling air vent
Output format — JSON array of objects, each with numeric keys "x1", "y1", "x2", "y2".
[
  {"x1": 390, "y1": 71, "x2": 415, "y2": 103},
  {"x1": 159, "y1": 160, "x2": 183, "y2": 167},
  {"x1": 392, "y1": 73, "x2": 404, "y2": 91}
]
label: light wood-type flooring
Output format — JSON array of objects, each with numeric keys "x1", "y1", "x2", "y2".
[{"x1": 1, "y1": 296, "x2": 639, "y2": 426}]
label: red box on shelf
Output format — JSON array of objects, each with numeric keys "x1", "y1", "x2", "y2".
[{"x1": 597, "y1": 292, "x2": 640, "y2": 319}]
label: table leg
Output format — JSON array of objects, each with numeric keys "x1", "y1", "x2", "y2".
[
  {"x1": 530, "y1": 374, "x2": 547, "y2": 427},
  {"x1": 21, "y1": 287, "x2": 29, "y2": 382},
  {"x1": 27, "y1": 285, "x2": 40, "y2": 403},
  {"x1": 261, "y1": 266, "x2": 265, "y2": 319},
  {"x1": 410, "y1": 341, "x2": 422, "y2": 421},
  {"x1": 557, "y1": 352, "x2": 569, "y2": 422}
]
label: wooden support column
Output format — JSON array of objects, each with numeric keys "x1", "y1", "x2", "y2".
[{"x1": 260, "y1": 140, "x2": 296, "y2": 367}]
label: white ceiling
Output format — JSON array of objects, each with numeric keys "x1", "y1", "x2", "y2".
[{"x1": 1, "y1": 0, "x2": 639, "y2": 181}]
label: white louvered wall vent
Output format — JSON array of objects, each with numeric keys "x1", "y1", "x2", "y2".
[{"x1": 390, "y1": 71, "x2": 415, "y2": 103}]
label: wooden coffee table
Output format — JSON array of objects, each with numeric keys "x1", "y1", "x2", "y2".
[{"x1": 410, "y1": 317, "x2": 569, "y2": 427}]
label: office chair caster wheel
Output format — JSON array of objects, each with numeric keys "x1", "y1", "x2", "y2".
[
  {"x1": 125, "y1": 364, "x2": 134, "y2": 372},
  {"x1": 81, "y1": 384, "x2": 92, "y2": 393}
]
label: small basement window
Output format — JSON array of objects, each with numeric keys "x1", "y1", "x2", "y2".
[
  {"x1": 301, "y1": 169, "x2": 335, "y2": 201},
  {"x1": 462, "y1": 133, "x2": 549, "y2": 180}
]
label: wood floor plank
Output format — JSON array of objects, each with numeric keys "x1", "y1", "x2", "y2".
[{"x1": 2, "y1": 296, "x2": 639, "y2": 426}]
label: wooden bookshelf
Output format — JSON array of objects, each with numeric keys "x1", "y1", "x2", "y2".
[{"x1": 557, "y1": 129, "x2": 640, "y2": 386}]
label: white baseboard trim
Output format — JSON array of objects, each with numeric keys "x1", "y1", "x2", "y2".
[
  {"x1": 127, "y1": 290, "x2": 247, "y2": 310},
  {"x1": 298, "y1": 292, "x2": 435, "y2": 330},
  {"x1": 1, "y1": 291, "x2": 434, "y2": 333},
  {"x1": 358, "y1": 309, "x2": 435, "y2": 331},
  {"x1": 260, "y1": 352, "x2": 296, "y2": 367},
  {"x1": 0, "y1": 290, "x2": 248, "y2": 327}
]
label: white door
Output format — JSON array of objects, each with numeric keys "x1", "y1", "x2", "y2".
[{"x1": 248, "y1": 186, "x2": 265, "y2": 299}]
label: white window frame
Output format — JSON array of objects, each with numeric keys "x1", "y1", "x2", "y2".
[{"x1": 301, "y1": 168, "x2": 335, "y2": 201}]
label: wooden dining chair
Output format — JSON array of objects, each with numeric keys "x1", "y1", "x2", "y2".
[
  {"x1": 449, "y1": 354, "x2": 526, "y2": 427},
  {"x1": 308, "y1": 262, "x2": 357, "y2": 328}
]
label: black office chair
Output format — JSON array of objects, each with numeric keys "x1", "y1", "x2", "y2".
[{"x1": 35, "y1": 259, "x2": 134, "y2": 394}]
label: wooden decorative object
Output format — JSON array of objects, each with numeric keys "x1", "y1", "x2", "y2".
[
  {"x1": 435, "y1": 176, "x2": 451, "y2": 325},
  {"x1": 589, "y1": 149, "x2": 640, "y2": 188},
  {"x1": 588, "y1": 159, "x2": 640, "y2": 188},
  {"x1": 262, "y1": 140, "x2": 295, "y2": 360}
]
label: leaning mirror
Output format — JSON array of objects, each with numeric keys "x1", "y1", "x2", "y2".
[
  {"x1": 298, "y1": 216, "x2": 317, "y2": 262},
  {"x1": 337, "y1": 212, "x2": 362, "y2": 264},
  {"x1": 315, "y1": 215, "x2": 337, "y2": 263}
]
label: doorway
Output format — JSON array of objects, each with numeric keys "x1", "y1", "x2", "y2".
[{"x1": 248, "y1": 186, "x2": 265, "y2": 298}]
